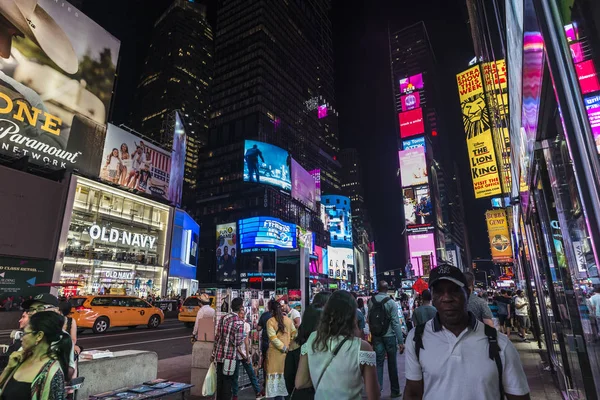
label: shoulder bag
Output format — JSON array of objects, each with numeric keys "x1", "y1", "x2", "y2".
[{"x1": 314, "y1": 336, "x2": 350, "y2": 390}]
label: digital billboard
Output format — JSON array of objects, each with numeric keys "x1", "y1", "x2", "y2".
[
  {"x1": 327, "y1": 246, "x2": 353, "y2": 280},
  {"x1": 243, "y1": 140, "x2": 291, "y2": 191},
  {"x1": 570, "y1": 42, "x2": 585, "y2": 63},
  {"x1": 457, "y1": 65, "x2": 502, "y2": 198},
  {"x1": 216, "y1": 223, "x2": 237, "y2": 283},
  {"x1": 482, "y1": 60, "x2": 507, "y2": 90},
  {"x1": 485, "y1": 209, "x2": 513, "y2": 263},
  {"x1": 401, "y1": 92, "x2": 421, "y2": 111},
  {"x1": 308, "y1": 169, "x2": 321, "y2": 202},
  {"x1": 399, "y1": 147, "x2": 428, "y2": 187},
  {"x1": 403, "y1": 185, "x2": 434, "y2": 233},
  {"x1": 239, "y1": 217, "x2": 297, "y2": 251},
  {"x1": 399, "y1": 73, "x2": 424, "y2": 93},
  {"x1": 576, "y1": 60, "x2": 600, "y2": 95},
  {"x1": 399, "y1": 108, "x2": 425, "y2": 138},
  {"x1": 291, "y1": 159, "x2": 317, "y2": 210},
  {"x1": 0, "y1": 0, "x2": 120, "y2": 171},
  {"x1": 403, "y1": 137, "x2": 426, "y2": 150},
  {"x1": 0, "y1": 257, "x2": 54, "y2": 304},
  {"x1": 313, "y1": 246, "x2": 324, "y2": 274},
  {"x1": 100, "y1": 124, "x2": 174, "y2": 202},
  {"x1": 318, "y1": 104, "x2": 328, "y2": 119},
  {"x1": 584, "y1": 95, "x2": 600, "y2": 153},
  {"x1": 168, "y1": 111, "x2": 186, "y2": 208},
  {"x1": 564, "y1": 23, "x2": 579, "y2": 42},
  {"x1": 322, "y1": 195, "x2": 353, "y2": 248},
  {"x1": 170, "y1": 210, "x2": 199, "y2": 279},
  {"x1": 408, "y1": 233, "x2": 437, "y2": 277}
]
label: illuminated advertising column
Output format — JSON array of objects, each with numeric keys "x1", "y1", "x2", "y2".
[{"x1": 321, "y1": 195, "x2": 354, "y2": 285}]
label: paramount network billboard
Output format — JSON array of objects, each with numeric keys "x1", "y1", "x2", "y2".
[{"x1": 239, "y1": 217, "x2": 297, "y2": 252}]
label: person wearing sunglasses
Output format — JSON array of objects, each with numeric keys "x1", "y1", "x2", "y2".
[{"x1": 0, "y1": 311, "x2": 71, "y2": 399}]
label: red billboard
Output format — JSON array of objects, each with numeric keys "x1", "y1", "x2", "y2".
[
  {"x1": 576, "y1": 60, "x2": 600, "y2": 94},
  {"x1": 399, "y1": 108, "x2": 425, "y2": 138}
]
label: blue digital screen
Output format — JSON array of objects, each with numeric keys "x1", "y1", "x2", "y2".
[
  {"x1": 170, "y1": 210, "x2": 199, "y2": 279},
  {"x1": 243, "y1": 140, "x2": 291, "y2": 191},
  {"x1": 239, "y1": 217, "x2": 297, "y2": 251},
  {"x1": 402, "y1": 136, "x2": 426, "y2": 150},
  {"x1": 322, "y1": 195, "x2": 353, "y2": 248}
]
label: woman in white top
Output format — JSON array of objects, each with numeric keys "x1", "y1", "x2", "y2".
[{"x1": 295, "y1": 290, "x2": 380, "y2": 400}]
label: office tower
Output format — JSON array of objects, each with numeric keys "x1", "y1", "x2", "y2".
[
  {"x1": 339, "y1": 148, "x2": 374, "y2": 285},
  {"x1": 129, "y1": 0, "x2": 213, "y2": 191},
  {"x1": 193, "y1": 0, "x2": 339, "y2": 281},
  {"x1": 391, "y1": 21, "x2": 470, "y2": 273}
]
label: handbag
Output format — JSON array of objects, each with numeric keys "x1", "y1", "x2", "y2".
[{"x1": 315, "y1": 336, "x2": 349, "y2": 390}]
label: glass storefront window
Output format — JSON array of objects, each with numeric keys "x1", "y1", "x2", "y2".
[{"x1": 60, "y1": 179, "x2": 171, "y2": 298}]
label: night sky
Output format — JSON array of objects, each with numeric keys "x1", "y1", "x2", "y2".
[{"x1": 80, "y1": 0, "x2": 493, "y2": 273}]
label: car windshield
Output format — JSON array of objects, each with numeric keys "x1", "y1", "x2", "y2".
[{"x1": 183, "y1": 298, "x2": 200, "y2": 307}]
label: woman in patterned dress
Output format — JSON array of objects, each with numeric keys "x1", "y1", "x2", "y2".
[
  {"x1": 295, "y1": 290, "x2": 380, "y2": 400},
  {"x1": 265, "y1": 300, "x2": 296, "y2": 399}
]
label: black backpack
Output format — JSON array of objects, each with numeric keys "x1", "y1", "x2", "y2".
[
  {"x1": 368, "y1": 295, "x2": 391, "y2": 337},
  {"x1": 413, "y1": 323, "x2": 504, "y2": 400}
]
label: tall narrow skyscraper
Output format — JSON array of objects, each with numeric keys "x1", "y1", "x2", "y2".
[
  {"x1": 129, "y1": 0, "x2": 213, "y2": 191},
  {"x1": 193, "y1": 0, "x2": 339, "y2": 281}
]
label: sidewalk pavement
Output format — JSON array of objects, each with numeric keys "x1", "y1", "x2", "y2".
[{"x1": 184, "y1": 338, "x2": 562, "y2": 399}]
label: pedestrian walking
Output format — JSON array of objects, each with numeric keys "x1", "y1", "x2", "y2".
[
  {"x1": 232, "y1": 307, "x2": 262, "y2": 400},
  {"x1": 284, "y1": 291, "x2": 332, "y2": 400},
  {"x1": 494, "y1": 289, "x2": 513, "y2": 336},
  {"x1": 265, "y1": 300, "x2": 296, "y2": 399},
  {"x1": 211, "y1": 297, "x2": 245, "y2": 400},
  {"x1": 515, "y1": 290, "x2": 531, "y2": 342},
  {"x1": 412, "y1": 289, "x2": 436, "y2": 326},
  {"x1": 295, "y1": 290, "x2": 380, "y2": 399},
  {"x1": 464, "y1": 272, "x2": 494, "y2": 327},
  {"x1": 403, "y1": 264, "x2": 531, "y2": 400},
  {"x1": 367, "y1": 280, "x2": 404, "y2": 398}
]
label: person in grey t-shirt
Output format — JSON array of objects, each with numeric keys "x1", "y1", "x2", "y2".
[
  {"x1": 464, "y1": 272, "x2": 494, "y2": 327},
  {"x1": 412, "y1": 289, "x2": 437, "y2": 326}
]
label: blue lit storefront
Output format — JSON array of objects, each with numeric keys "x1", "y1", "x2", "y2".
[{"x1": 167, "y1": 209, "x2": 200, "y2": 298}]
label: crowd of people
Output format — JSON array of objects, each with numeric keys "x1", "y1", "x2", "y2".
[
  {"x1": 0, "y1": 293, "x2": 80, "y2": 400},
  {"x1": 208, "y1": 264, "x2": 533, "y2": 400}
]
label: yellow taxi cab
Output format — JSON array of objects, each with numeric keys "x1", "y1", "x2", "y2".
[
  {"x1": 70, "y1": 295, "x2": 164, "y2": 334},
  {"x1": 178, "y1": 294, "x2": 215, "y2": 327}
]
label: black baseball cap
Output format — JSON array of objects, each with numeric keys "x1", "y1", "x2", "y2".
[
  {"x1": 22, "y1": 293, "x2": 59, "y2": 310},
  {"x1": 429, "y1": 264, "x2": 468, "y2": 289}
]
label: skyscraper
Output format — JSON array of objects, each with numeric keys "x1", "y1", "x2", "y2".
[
  {"x1": 129, "y1": 0, "x2": 213, "y2": 191},
  {"x1": 192, "y1": 0, "x2": 339, "y2": 281},
  {"x1": 390, "y1": 21, "x2": 470, "y2": 273}
]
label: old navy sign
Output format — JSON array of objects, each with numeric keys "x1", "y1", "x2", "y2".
[{"x1": 89, "y1": 224, "x2": 157, "y2": 249}]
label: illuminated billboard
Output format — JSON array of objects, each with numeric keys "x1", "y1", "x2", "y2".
[
  {"x1": 291, "y1": 159, "x2": 317, "y2": 210},
  {"x1": 243, "y1": 140, "x2": 291, "y2": 191},
  {"x1": 318, "y1": 104, "x2": 328, "y2": 119},
  {"x1": 239, "y1": 217, "x2": 297, "y2": 251},
  {"x1": 403, "y1": 136, "x2": 426, "y2": 150},
  {"x1": 403, "y1": 185, "x2": 434, "y2": 233},
  {"x1": 399, "y1": 108, "x2": 425, "y2": 138},
  {"x1": 216, "y1": 223, "x2": 237, "y2": 283},
  {"x1": 399, "y1": 147, "x2": 428, "y2": 187},
  {"x1": 457, "y1": 65, "x2": 502, "y2": 198},
  {"x1": 570, "y1": 42, "x2": 585, "y2": 63},
  {"x1": 584, "y1": 95, "x2": 600, "y2": 153},
  {"x1": 408, "y1": 233, "x2": 437, "y2": 277},
  {"x1": 308, "y1": 169, "x2": 321, "y2": 202},
  {"x1": 399, "y1": 73, "x2": 424, "y2": 93},
  {"x1": 322, "y1": 195, "x2": 353, "y2": 248},
  {"x1": 169, "y1": 111, "x2": 186, "y2": 207},
  {"x1": 170, "y1": 210, "x2": 199, "y2": 279},
  {"x1": 576, "y1": 60, "x2": 600, "y2": 95},
  {"x1": 401, "y1": 92, "x2": 421, "y2": 111},
  {"x1": 327, "y1": 246, "x2": 353, "y2": 281},
  {"x1": 100, "y1": 124, "x2": 175, "y2": 202},
  {"x1": 0, "y1": 0, "x2": 120, "y2": 171},
  {"x1": 564, "y1": 23, "x2": 579, "y2": 42},
  {"x1": 482, "y1": 60, "x2": 507, "y2": 90},
  {"x1": 485, "y1": 209, "x2": 513, "y2": 263}
]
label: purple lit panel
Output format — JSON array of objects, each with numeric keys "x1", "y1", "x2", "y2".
[
  {"x1": 408, "y1": 233, "x2": 437, "y2": 277},
  {"x1": 564, "y1": 23, "x2": 578, "y2": 42},
  {"x1": 318, "y1": 105, "x2": 328, "y2": 119},
  {"x1": 576, "y1": 60, "x2": 600, "y2": 94},
  {"x1": 570, "y1": 42, "x2": 585, "y2": 63},
  {"x1": 401, "y1": 92, "x2": 421, "y2": 111},
  {"x1": 399, "y1": 73, "x2": 424, "y2": 93},
  {"x1": 584, "y1": 95, "x2": 600, "y2": 153}
]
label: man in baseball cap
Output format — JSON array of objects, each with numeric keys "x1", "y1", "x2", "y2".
[
  {"x1": 0, "y1": 0, "x2": 78, "y2": 73},
  {"x1": 403, "y1": 264, "x2": 530, "y2": 400}
]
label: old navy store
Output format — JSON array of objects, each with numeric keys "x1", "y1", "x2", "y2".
[{"x1": 53, "y1": 176, "x2": 173, "y2": 297}]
